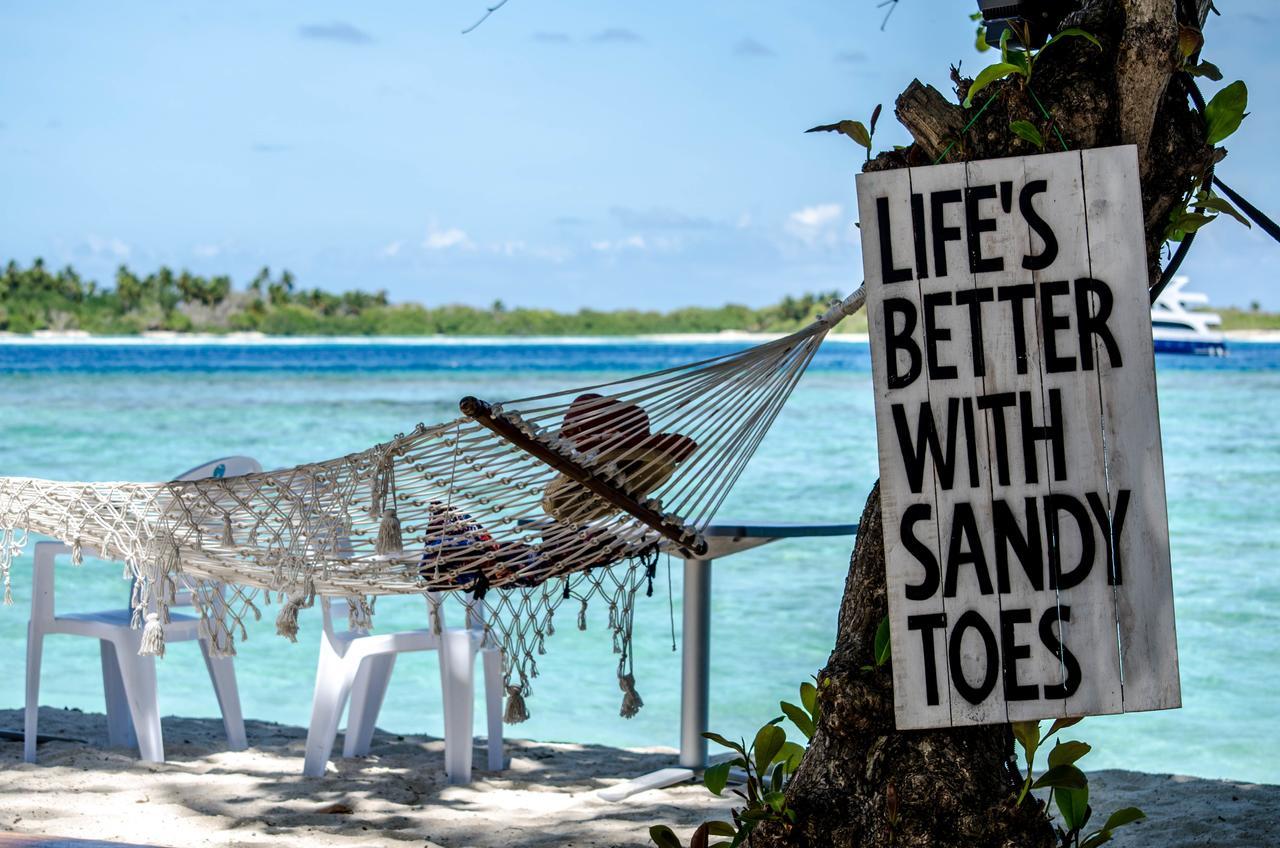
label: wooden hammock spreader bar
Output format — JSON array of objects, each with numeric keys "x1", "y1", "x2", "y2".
[{"x1": 459, "y1": 395, "x2": 709, "y2": 557}]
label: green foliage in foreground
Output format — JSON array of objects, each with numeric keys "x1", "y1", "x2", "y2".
[{"x1": 0, "y1": 259, "x2": 868, "y2": 337}]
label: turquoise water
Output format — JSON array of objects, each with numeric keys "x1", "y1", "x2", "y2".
[{"x1": 1, "y1": 340, "x2": 1277, "y2": 783}]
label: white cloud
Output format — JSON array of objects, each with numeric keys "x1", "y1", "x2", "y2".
[
  {"x1": 85, "y1": 234, "x2": 131, "y2": 259},
  {"x1": 380, "y1": 240, "x2": 403, "y2": 257},
  {"x1": 193, "y1": 244, "x2": 221, "y2": 258},
  {"x1": 785, "y1": 203, "x2": 844, "y2": 247},
  {"x1": 423, "y1": 226, "x2": 473, "y2": 251},
  {"x1": 591, "y1": 234, "x2": 648, "y2": 252}
]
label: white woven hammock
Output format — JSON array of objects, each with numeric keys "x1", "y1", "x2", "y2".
[{"x1": 0, "y1": 288, "x2": 864, "y2": 722}]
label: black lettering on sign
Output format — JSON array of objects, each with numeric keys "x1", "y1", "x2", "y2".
[
  {"x1": 923, "y1": 291, "x2": 958, "y2": 381},
  {"x1": 955, "y1": 287, "x2": 995, "y2": 377},
  {"x1": 1086, "y1": 489, "x2": 1131, "y2": 586},
  {"x1": 911, "y1": 193, "x2": 929, "y2": 279},
  {"x1": 997, "y1": 284, "x2": 1036, "y2": 375},
  {"x1": 977, "y1": 391, "x2": 1017, "y2": 485},
  {"x1": 993, "y1": 497, "x2": 1044, "y2": 593},
  {"x1": 1020, "y1": 179, "x2": 1058, "y2": 270},
  {"x1": 1020, "y1": 389, "x2": 1067, "y2": 485},
  {"x1": 1040, "y1": 280, "x2": 1076, "y2": 373},
  {"x1": 965, "y1": 183, "x2": 1003, "y2": 274},
  {"x1": 901, "y1": 503, "x2": 941, "y2": 601},
  {"x1": 883, "y1": 298, "x2": 922, "y2": 389},
  {"x1": 877, "y1": 196, "x2": 913, "y2": 284},
  {"x1": 931, "y1": 189, "x2": 963, "y2": 277},
  {"x1": 1040, "y1": 605, "x2": 1082, "y2": 699},
  {"x1": 1045, "y1": 494, "x2": 1095, "y2": 591},
  {"x1": 949, "y1": 610, "x2": 999, "y2": 705},
  {"x1": 1074, "y1": 277, "x2": 1123, "y2": 369},
  {"x1": 892, "y1": 399, "x2": 962, "y2": 493},
  {"x1": 908, "y1": 613, "x2": 948, "y2": 706},
  {"x1": 944, "y1": 502, "x2": 994, "y2": 598},
  {"x1": 1000, "y1": 608, "x2": 1039, "y2": 701}
]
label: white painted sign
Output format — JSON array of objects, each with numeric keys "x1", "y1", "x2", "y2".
[{"x1": 856, "y1": 147, "x2": 1181, "y2": 730}]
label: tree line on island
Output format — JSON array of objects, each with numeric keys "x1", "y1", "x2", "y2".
[{"x1": 0, "y1": 259, "x2": 871, "y2": 337}]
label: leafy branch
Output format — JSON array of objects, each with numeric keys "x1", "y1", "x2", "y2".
[{"x1": 963, "y1": 24, "x2": 1100, "y2": 108}]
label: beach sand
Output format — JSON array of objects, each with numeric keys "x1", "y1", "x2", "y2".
[{"x1": 1, "y1": 708, "x2": 1276, "y2": 847}]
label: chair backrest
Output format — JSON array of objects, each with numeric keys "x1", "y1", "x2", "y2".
[
  {"x1": 174, "y1": 456, "x2": 262, "y2": 482},
  {"x1": 134, "y1": 456, "x2": 264, "y2": 610}
]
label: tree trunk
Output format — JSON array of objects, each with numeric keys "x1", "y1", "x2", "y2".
[{"x1": 751, "y1": 1, "x2": 1215, "y2": 845}]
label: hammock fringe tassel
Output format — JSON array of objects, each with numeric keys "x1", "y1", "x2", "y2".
[{"x1": 503, "y1": 685, "x2": 530, "y2": 724}]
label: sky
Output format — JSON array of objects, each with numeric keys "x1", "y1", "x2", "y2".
[{"x1": 2, "y1": 0, "x2": 1278, "y2": 310}]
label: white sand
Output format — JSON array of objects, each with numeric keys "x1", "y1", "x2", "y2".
[{"x1": 1, "y1": 708, "x2": 1276, "y2": 848}]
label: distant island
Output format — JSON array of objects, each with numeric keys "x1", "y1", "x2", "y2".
[
  {"x1": 3, "y1": 259, "x2": 1275, "y2": 336},
  {"x1": 0, "y1": 260, "x2": 871, "y2": 337}
]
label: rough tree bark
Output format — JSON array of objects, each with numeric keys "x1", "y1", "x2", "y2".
[{"x1": 751, "y1": 1, "x2": 1215, "y2": 845}]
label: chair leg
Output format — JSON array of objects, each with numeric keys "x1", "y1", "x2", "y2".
[
  {"x1": 24, "y1": 621, "x2": 44, "y2": 764},
  {"x1": 439, "y1": 629, "x2": 476, "y2": 785},
  {"x1": 199, "y1": 640, "x2": 247, "y2": 751},
  {"x1": 344, "y1": 653, "x2": 396, "y2": 758},
  {"x1": 112, "y1": 634, "x2": 164, "y2": 763},
  {"x1": 100, "y1": 640, "x2": 136, "y2": 748},
  {"x1": 303, "y1": 638, "x2": 355, "y2": 777},
  {"x1": 482, "y1": 648, "x2": 505, "y2": 771}
]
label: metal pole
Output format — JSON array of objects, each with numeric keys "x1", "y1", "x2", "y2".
[{"x1": 679, "y1": 556, "x2": 712, "y2": 769}]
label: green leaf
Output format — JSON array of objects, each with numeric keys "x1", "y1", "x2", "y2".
[
  {"x1": 704, "y1": 761, "x2": 732, "y2": 796},
  {"x1": 1047, "y1": 740, "x2": 1092, "y2": 768},
  {"x1": 1188, "y1": 60, "x2": 1223, "y2": 81},
  {"x1": 1102, "y1": 807, "x2": 1146, "y2": 830},
  {"x1": 1032, "y1": 764, "x2": 1088, "y2": 791},
  {"x1": 870, "y1": 104, "x2": 883, "y2": 138},
  {"x1": 874, "y1": 616, "x2": 892, "y2": 666},
  {"x1": 649, "y1": 825, "x2": 683, "y2": 848},
  {"x1": 1178, "y1": 25, "x2": 1203, "y2": 60},
  {"x1": 1198, "y1": 195, "x2": 1251, "y2": 227},
  {"x1": 1079, "y1": 833, "x2": 1113, "y2": 848},
  {"x1": 1056, "y1": 787, "x2": 1090, "y2": 832},
  {"x1": 690, "y1": 823, "x2": 711, "y2": 848},
  {"x1": 1044, "y1": 27, "x2": 1102, "y2": 52},
  {"x1": 777, "y1": 740, "x2": 806, "y2": 772},
  {"x1": 1168, "y1": 210, "x2": 1216, "y2": 235},
  {"x1": 964, "y1": 63, "x2": 1026, "y2": 108},
  {"x1": 780, "y1": 701, "x2": 815, "y2": 740},
  {"x1": 1205, "y1": 80, "x2": 1248, "y2": 144},
  {"x1": 1012, "y1": 721, "x2": 1041, "y2": 759},
  {"x1": 705, "y1": 821, "x2": 737, "y2": 838},
  {"x1": 1009, "y1": 120, "x2": 1045, "y2": 149},
  {"x1": 753, "y1": 725, "x2": 786, "y2": 775},
  {"x1": 764, "y1": 790, "x2": 788, "y2": 813},
  {"x1": 703, "y1": 732, "x2": 745, "y2": 755},
  {"x1": 770, "y1": 761, "x2": 786, "y2": 794},
  {"x1": 799, "y1": 681, "x2": 818, "y2": 718},
  {"x1": 1046, "y1": 716, "x2": 1083, "y2": 738},
  {"x1": 999, "y1": 26, "x2": 1011, "y2": 63}
]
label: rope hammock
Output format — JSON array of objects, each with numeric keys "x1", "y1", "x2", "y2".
[{"x1": 0, "y1": 288, "x2": 865, "y2": 721}]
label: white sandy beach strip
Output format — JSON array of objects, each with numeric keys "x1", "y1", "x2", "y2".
[{"x1": 1, "y1": 709, "x2": 1276, "y2": 848}]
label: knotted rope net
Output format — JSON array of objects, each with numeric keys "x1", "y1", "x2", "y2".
[{"x1": 0, "y1": 289, "x2": 864, "y2": 721}]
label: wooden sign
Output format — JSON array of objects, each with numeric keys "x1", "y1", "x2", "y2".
[{"x1": 856, "y1": 147, "x2": 1180, "y2": 730}]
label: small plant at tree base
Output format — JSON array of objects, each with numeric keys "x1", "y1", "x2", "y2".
[
  {"x1": 804, "y1": 104, "x2": 883, "y2": 162},
  {"x1": 1012, "y1": 718, "x2": 1147, "y2": 848},
  {"x1": 648, "y1": 678, "x2": 823, "y2": 848},
  {"x1": 1165, "y1": 80, "x2": 1251, "y2": 241},
  {"x1": 964, "y1": 24, "x2": 1100, "y2": 108}
]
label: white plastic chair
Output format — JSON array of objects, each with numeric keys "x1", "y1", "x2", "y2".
[
  {"x1": 302, "y1": 594, "x2": 505, "y2": 783},
  {"x1": 24, "y1": 456, "x2": 261, "y2": 764}
]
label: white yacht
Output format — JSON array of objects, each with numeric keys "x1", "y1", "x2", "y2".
[{"x1": 1151, "y1": 276, "x2": 1226, "y2": 356}]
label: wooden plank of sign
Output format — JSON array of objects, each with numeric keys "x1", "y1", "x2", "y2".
[
  {"x1": 912, "y1": 160, "x2": 1009, "y2": 727},
  {"x1": 1080, "y1": 146, "x2": 1182, "y2": 711},
  {"x1": 857, "y1": 165, "x2": 954, "y2": 730},
  {"x1": 1026, "y1": 150, "x2": 1124, "y2": 717},
  {"x1": 965, "y1": 155, "x2": 1068, "y2": 723}
]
